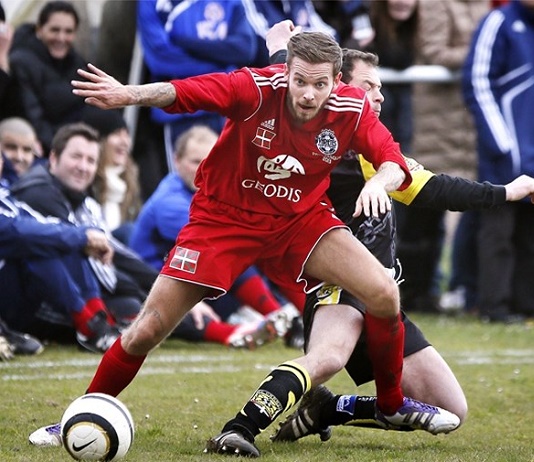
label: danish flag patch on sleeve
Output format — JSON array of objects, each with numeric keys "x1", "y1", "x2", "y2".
[{"x1": 169, "y1": 247, "x2": 200, "y2": 274}]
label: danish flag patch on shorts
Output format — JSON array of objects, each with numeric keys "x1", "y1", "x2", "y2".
[{"x1": 169, "y1": 246, "x2": 200, "y2": 274}]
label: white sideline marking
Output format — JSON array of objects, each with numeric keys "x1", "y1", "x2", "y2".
[
  {"x1": 2, "y1": 350, "x2": 534, "y2": 382},
  {"x1": 0, "y1": 353, "x2": 232, "y2": 370},
  {"x1": 0, "y1": 351, "x2": 276, "y2": 381},
  {"x1": 454, "y1": 349, "x2": 534, "y2": 365}
]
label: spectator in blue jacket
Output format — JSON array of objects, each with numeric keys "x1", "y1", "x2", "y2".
[
  {"x1": 0, "y1": 152, "x2": 119, "y2": 353},
  {"x1": 138, "y1": 0, "x2": 258, "y2": 171},
  {"x1": 463, "y1": 0, "x2": 534, "y2": 322},
  {"x1": 11, "y1": 123, "x2": 156, "y2": 327}
]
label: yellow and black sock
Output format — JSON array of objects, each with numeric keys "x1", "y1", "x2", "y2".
[{"x1": 223, "y1": 361, "x2": 311, "y2": 439}]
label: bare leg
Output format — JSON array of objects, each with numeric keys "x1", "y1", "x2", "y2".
[
  {"x1": 402, "y1": 347, "x2": 467, "y2": 423},
  {"x1": 86, "y1": 276, "x2": 209, "y2": 396},
  {"x1": 295, "y1": 304, "x2": 363, "y2": 384},
  {"x1": 121, "y1": 275, "x2": 209, "y2": 355}
]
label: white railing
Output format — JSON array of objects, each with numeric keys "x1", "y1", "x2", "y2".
[{"x1": 378, "y1": 65, "x2": 460, "y2": 84}]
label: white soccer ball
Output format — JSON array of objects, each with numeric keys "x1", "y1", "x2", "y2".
[{"x1": 61, "y1": 393, "x2": 135, "y2": 461}]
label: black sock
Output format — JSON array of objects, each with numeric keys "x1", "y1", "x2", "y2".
[
  {"x1": 223, "y1": 361, "x2": 311, "y2": 439},
  {"x1": 321, "y1": 394, "x2": 377, "y2": 426}
]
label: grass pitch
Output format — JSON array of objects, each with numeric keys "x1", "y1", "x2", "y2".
[{"x1": 1, "y1": 313, "x2": 533, "y2": 462}]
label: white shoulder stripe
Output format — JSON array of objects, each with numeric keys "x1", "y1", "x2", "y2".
[
  {"x1": 329, "y1": 93, "x2": 365, "y2": 105},
  {"x1": 327, "y1": 100, "x2": 364, "y2": 109},
  {"x1": 324, "y1": 104, "x2": 363, "y2": 113},
  {"x1": 252, "y1": 71, "x2": 288, "y2": 89},
  {"x1": 325, "y1": 94, "x2": 364, "y2": 113}
]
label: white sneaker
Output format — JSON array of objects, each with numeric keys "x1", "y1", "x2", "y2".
[
  {"x1": 226, "y1": 320, "x2": 277, "y2": 349},
  {"x1": 375, "y1": 398, "x2": 460, "y2": 435},
  {"x1": 28, "y1": 423, "x2": 62, "y2": 447},
  {"x1": 266, "y1": 310, "x2": 293, "y2": 337}
]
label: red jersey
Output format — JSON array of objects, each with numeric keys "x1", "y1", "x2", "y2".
[{"x1": 165, "y1": 64, "x2": 410, "y2": 216}]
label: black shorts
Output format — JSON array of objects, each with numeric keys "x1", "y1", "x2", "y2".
[{"x1": 303, "y1": 284, "x2": 431, "y2": 386}]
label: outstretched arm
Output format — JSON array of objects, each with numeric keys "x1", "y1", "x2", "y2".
[
  {"x1": 72, "y1": 63, "x2": 176, "y2": 109},
  {"x1": 408, "y1": 174, "x2": 534, "y2": 211}
]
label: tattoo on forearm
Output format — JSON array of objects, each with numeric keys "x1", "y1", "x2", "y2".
[
  {"x1": 375, "y1": 162, "x2": 405, "y2": 192},
  {"x1": 132, "y1": 83, "x2": 175, "y2": 107}
]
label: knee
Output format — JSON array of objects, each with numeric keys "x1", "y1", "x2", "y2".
[
  {"x1": 365, "y1": 276, "x2": 400, "y2": 318},
  {"x1": 304, "y1": 349, "x2": 349, "y2": 384},
  {"x1": 121, "y1": 312, "x2": 167, "y2": 355}
]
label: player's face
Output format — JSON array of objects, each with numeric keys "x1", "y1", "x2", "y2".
[
  {"x1": 285, "y1": 57, "x2": 341, "y2": 124},
  {"x1": 36, "y1": 12, "x2": 77, "y2": 60},
  {"x1": 0, "y1": 131, "x2": 36, "y2": 176},
  {"x1": 175, "y1": 136, "x2": 216, "y2": 191},
  {"x1": 102, "y1": 128, "x2": 131, "y2": 168},
  {"x1": 49, "y1": 136, "x2": 100, "y2": 193},
  {"x1": 347, "y1": 61, "x2": 384, "y2": 118}
]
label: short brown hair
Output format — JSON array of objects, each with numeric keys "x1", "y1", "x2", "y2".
[
  {"x1": 341, "y1": 49, "x2": 380, "y2": 84},
  {"x1": 287, "y1": 32, "x2": 343, "y2": 77},
  {"x1": 51, "y1": 123, "x2": 100, "y2": 157}
]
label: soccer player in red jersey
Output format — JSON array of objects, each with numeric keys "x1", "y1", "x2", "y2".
[{"x1": 30, "y1": 31, "x2": 460, "y2": 454}]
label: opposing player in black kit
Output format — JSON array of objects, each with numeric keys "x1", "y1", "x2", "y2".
[{"x1": 266, "y1": 20, "x2": 534, "y2": 443}]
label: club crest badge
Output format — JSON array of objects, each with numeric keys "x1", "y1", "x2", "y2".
[{"x1": 316, "y1": 129, "x2": 338, "y2": 156}]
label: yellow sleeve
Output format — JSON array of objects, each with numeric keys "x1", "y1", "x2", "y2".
[{"x1": 359, "y1": 155, "x2": 435, "y2": 205}]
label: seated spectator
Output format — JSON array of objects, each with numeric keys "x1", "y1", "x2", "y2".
[
  {"x1": 8, "y1": 1, "x2": 106, "y2": 153},
  {"x1": 85, "y1": 110, "x2": 142, "y2": 245},
  {"x1": 0, "y1": 117, "x2": 42, "y2": 186},
  {"x1": 11, "y1": 123, "x2": 156, "y2": 325},
  {"x1": 0, "y1": 151, "x2": 119, "y2": 353},
  {"x1": 130, "y1": 125, "x2": 292, "y2": 348}
]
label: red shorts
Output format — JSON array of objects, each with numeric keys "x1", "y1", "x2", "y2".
[{"x1": 161, "y1": 191, "x2": 346, "y2": 298}]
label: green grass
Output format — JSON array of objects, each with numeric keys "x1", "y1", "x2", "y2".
[{"x1": 1, "y1": 313, "x2": 534, "y2": 462}]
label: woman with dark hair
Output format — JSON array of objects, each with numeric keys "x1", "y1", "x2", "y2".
[{"x1": 9, "y1": 1, "x2": 103, "y2": 153}]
